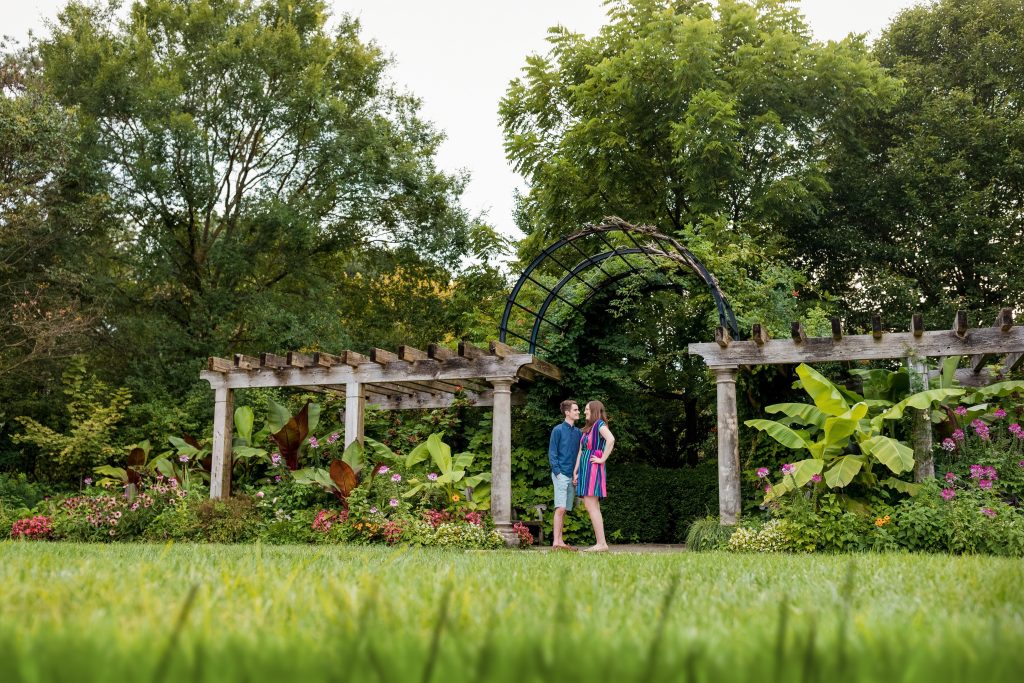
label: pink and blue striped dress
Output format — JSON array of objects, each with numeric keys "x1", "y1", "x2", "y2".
[{"x1": 576, "y1": 419, "x2": 607, "y2": 498}]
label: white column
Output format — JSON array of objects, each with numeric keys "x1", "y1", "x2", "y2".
[
  {"x1": 909, "y1": 357, "x2": 934, "y2": 481},
  {"x1": 488, "y1": 376, "x2": 516, "y2": 545},
  {"x1": 713, "y1": 366, "x2": 741, "y2": 525},
  {"x1": 210, "y1": 386, "x2": 234, "y2": 499},
  {"x1": 344, "y1": 382, "x2": 365, "y2": 448}
]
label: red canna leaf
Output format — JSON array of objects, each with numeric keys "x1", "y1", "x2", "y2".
[{"x1": 269, "y1": 403, "x2": 310, "y2": 470}]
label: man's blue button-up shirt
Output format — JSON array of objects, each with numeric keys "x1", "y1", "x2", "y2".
[{"x1": 548, "y1": 421, "x2": 581, "y2": 477}]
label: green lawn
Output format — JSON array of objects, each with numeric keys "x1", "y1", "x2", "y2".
[{"x1": 1, "y1": 543, "x2": 1022, "y2": 682}]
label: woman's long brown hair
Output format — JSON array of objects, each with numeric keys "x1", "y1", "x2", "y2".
[{"x1": 583, "y1": 400, "x2": 608, "y2": 432}]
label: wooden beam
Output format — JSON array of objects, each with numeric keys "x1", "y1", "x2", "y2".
[
  {"x1": 428, "y1": 344, "x2": 457, "y2": 361},
  {"x1": 871, "y1": 315, "x2": 883, "y2": 340},
  {"x1": 458, "y1": 340, "x2": 488, "y2": 359},
  {"x1": 927, "y1": 367, "x2": 997, "y2": 389},
  {"x1": 398, "y1": 345, "x2": 428, "y2": 362},
  {"x1": 260, "y1": 352, "x2": 287, "y2": 369},
  {"x1": 489, "y1": 340, "x2": 518, "y2": 357},
  {"x1": 911, "y1": 313, "x2": 924, "y2": 338},
  {"x1": 1006, "y1": 351, "x2": 1024, "y2": 372},
  {"x1": 790, "y1": 322, "x2": 807, "y2": 345},
  {"x1": 831, "y1": 318, "x2": 842, "y2": 342},
  {"x1": 313, "y1": 352, "x2": 339, "y2": 367},
  {"x1": 340, "y1": 350, "x2": 371, "y2": 367},
  {"x1": 201, "y1": 353, "x2": 555, "y2": 390},
  {"x1": 367, "y1": 388, "x2": 528, "y2": 411},
  {"x1": 971, "y1": 309, "x2": 1016, "y2": 373},
  {"x1": 371, "y1": 348, "x2": 401, "y2": 365},
  {"x1": 208, "y1": 356, "x2": 233, "y2": 373},
  {"x1": 716, "y1": 326, "x2": 732, "y2": 348},
  {"x1": 234, "y1": 354, "x2": 259, "y2": 370},
  {"x1": 287, "y1": 352, "x2": 312, "y2": 368},
  {"x1": 953, "y1": 310, "x2": 968, "y2": 338},
  {"x1": 751, "y1": 324, "x2": 769, "y2": 346},
  {"x1": 689, "y1": 327, "x2": 1024, "y2": 366}
]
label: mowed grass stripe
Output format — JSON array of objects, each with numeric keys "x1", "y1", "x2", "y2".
[{"x1": 0, "y1": 543, "x2": 1022, "y2": 682}]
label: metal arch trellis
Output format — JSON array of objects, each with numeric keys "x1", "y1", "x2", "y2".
[{"x1": 499, "y1": 218, "x2": 740, "y2": 355}]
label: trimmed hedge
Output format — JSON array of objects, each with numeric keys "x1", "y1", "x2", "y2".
[{"x1": 601, "y1": 460, "x2": 718, "y2": 543}]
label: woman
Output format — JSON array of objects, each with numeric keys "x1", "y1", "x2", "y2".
[{"x1": 572, "y1": 400, "x2": 614, "y2": 552}]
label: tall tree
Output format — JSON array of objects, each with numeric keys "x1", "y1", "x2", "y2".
[
  {"x1": 795, "y1": 0, "x2": 1024, "y2": 320},
  {"x1": 39, "y1": 0, "x2": 481, "y2": 395},
  {"x1": 500, "y1": 0, "x2": 897, "y2": 262}
]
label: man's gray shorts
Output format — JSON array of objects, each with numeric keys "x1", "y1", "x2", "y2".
[{"x1": 552, "y1": 472, "x2": 575, "y2": 511}]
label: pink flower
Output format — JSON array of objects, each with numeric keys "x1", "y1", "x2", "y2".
[
  {"x1": 427, "y1": 473, "x2": 438, "y2": 481},
  {"x1": 391, "y1": 473, "x2": 402, "y2": 482},
  {"x1": 271, "y1": 453, "x2": 282, "y2": 465},
  {"x1": 83, "y1": 477, "x2": 93, "y2": 486},
  {"x1": 952, "y1": 429, "x2": 965, "y2": 442},
  {"x1": 308, "y1": 437, "x2": 319, "y2": 448},
  {"x1": 756, "y1": 467, "x2": 770, "y2": 479},
  {"x1": 993, "y1": 408, "x2": 1007, "y2": 419},
  {"x1": 1009, "y1": 423, "x2": 1023, "y2": 436},
  {"x1": 327, "y1": 432, "x2": 340, "y2": 444},
  {"x1": 764, "y1": 484, "x2": 771, "y2": 493},
  {"x1": 945, "y1": 472, "x2": 957, "y2": 482},
  {"x1": 256, "y1": 491, "x2": 265, "y2": 498},
  {"x1": 955, "y1": 406, "x2": 968, "y2": 416},
  {"x1": 781, "y1": 463, "x2": 795, "y2": 475},
  {"x1": 378, "y1": 465, "x2": 390, "y2": 474},
  {"x1": 389, "y1": 498, "x2": 399, "y2": 507},
  {"x1": 369, "y1": 506, "x2": 378, "y2": 514},
  {"x1": 982, "y1": 507, "x2": 997, "y2": 518},
  {"x1": 941, "y1": 438, "x2": 956, "y2": 451},
  {"x1": 274, "y1": 475, "x2": 282, "y2": 483},
  {"x1": 178, "y1": 454, "x2": 189, "y2": 463},
  {"x1": 979, "y1": 479, "x2": 993, "y2": 490},
  {"x1": 941, "y1": 488, "x2": 956, "y2": 501},
  {"x1": 810, "y1": 474, "x2": 823, "y2": 483}
]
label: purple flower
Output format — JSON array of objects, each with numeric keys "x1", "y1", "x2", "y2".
[
  {"x1": 391, "y1": 473, "x2": 402, "y2": 482},
  {"x1": 982, "y1": 507, "x2": 997, "y2": 518},
  {"x1": 941, "y1": 438, "x2": 956, "y2": 451},
  {"x1": 941, "y1": 488, "x2": 956, "y2": 501},
  {"x1": 378, "y1": 465, "x2": 390, "y2": 474},
  {"x1": 952, "y1": 429, "x2": 965, "y2": 442},
  {"x1": 756, "y1": 467, "x2": 770, "y2": 479},
  {"x1": 369, "y1": 506, "x2": 378, "y2": 514},
  {"x1": 274, "y1": 475, "x2": 282, "y2": 483},
  {"x1": 811, "y1": 474, "x2": 823, "y2": 483},
  {"x1": 178, "y1": 454, "x2": 189, "y2": 463},
  {"x1": 781, "y1": 463, "x2": 795, "y2": 475},
  {"x1": 427, "y1": 473, "x2": 438, "y2": 481},
  {"x1": 955, "y1": 406, "x2": 968, "y2": 416},
  {"x1": 271, "y1": 453, "x2": 282, "y2": 465},
  {"x1": 993, "y1": 408, "x2": 1007, "y2": 419},
  {"x1": 83, "y1": 477, "x2": 93, "y2": 486},
  {"x1": 327, "y1": 432, "x2": 340, "y2": 444},
  {"x1": 1019, "y1": 460, "x2": 1024, "y2": 469},
  {"x1": 389, "y1": 498, "x2": 399, "y2": 508},
  {"x1": 945, "y1": 471, "x2": 957, "y2": 482},
  {"x1": 308, "y1": 437, "x2": 319, "y2": 448},
  {"x1": 979, "y1": 479, "x2": 993, "y2": 490},
  {"x1": 1009, "y1": 423, "x2": 1023, "y2": 436}
]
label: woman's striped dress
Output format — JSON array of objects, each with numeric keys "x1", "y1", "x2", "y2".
[{"x1": 576, "y1": 419, "x2": 607, "y2": 498}]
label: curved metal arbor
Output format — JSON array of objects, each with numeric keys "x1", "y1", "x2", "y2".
[{"x1": 499, "y1": 218, "x2": 739, "y2": 354}]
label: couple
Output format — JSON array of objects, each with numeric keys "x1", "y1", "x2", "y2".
[{"x1": 548, "y1": 399, "x2": 614, "y2": 552}]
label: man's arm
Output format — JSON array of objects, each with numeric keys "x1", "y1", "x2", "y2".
[{"x1": 548, "y1": 426, "x2": 560, "y2": 472}]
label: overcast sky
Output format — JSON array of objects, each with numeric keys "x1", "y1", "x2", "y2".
[{"x1": 5, "y1": 0, "x2": 924, "y2": 239}]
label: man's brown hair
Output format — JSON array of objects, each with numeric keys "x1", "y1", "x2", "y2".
[{"x1": 559, "y1": 399, "x2": 577, "y2": 416}]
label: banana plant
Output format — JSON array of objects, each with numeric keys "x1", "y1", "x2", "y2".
[
  {"x1": 292, "y1": 440, "x2": 365, "y2": 510},
  {"x1": 267, "y1": 400, "x2": 321, "y2": 470},
  {"x1": 746, "y1": 364, "x2": 965, "y2": 501},
  {"x1": 402, "y1": 433, "x2": 492, "y2": 509},
  {"x1": 94, "y1": 440, "x2": 172, "y2": 492}
]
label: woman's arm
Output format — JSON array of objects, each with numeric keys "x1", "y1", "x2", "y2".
[
  {"x1": 572, "y1": 444, "x2": 582, "y2": 484},
  {"x1": 591, "y1": 425, "x2": 615, "y2": 463}
]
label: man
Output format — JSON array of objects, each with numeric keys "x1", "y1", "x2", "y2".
[{"x1": 548, "y1": 399, "x2": 581, "y2": 549}]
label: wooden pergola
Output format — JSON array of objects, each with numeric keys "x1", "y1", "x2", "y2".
[
  {"x1": 689, "y1": 309, "x2": 1023, "y2": 525},
  {"x1": 201, "y1": 340, "x2": 560, "y2": 543}
]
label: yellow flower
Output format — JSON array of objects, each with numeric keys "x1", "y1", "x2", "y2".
[{"x1": 452, "y1": 494, "x2": 460, "y2": 502}]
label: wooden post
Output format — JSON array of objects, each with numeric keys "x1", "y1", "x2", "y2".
[
  {"x1": 210, "y1": 387, "x2": 234, "y2": 499},
  {"x1": 488, "y1": 376, "x2": 516, "y2": 545},
  {"x1": 908, "y1": 358, "x2": 934, "y2": 481},
  {"x1": 712, "y1": 366, "x2": 741, "y2": 525},
  {"x1": 344, "y1": 382, "x2": 365, "y2": 448}
]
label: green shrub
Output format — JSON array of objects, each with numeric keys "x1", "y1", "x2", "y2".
[
  {"x1": 143, "y1": 499, "x2": 202, "y2": 542},
  {"x1": 726, "y1": 519, "x2": 790, "y2": 552},
  {"x1": 0, "y1": 472, "x2": 50, "y2": 509},
  {"x1": 601, "y1": 460, "x2": 718, "y2": 543},
  {"x1": 259, "y1": 509, "x2": 317, "y2": 545},
  {"x1": 684, "y1": 516, "x2": 735, "y2": 551},
  {"x1": 196, "y1": 496, "x2": 262, "y2": 543}
]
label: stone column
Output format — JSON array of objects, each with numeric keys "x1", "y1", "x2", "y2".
[
  {"x1": 210, "y1": 386, "x2": 234, "y2": 499},
  {"x1": 713, "y1": 366, "x2": 741, "y2": 525},
  {"x1": 344, "y1": 382, "x2": 365, "y2": 448},
  {"x1": 488, "y1": 376, "x2": 516, "y2": 545},
  {"x1": 909, "y1": 358, "x2": 934, "y2": 481}
]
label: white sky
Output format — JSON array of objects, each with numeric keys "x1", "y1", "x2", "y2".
[{"x1": 4, "y1": 0, "x2": 923, "y2": 239}]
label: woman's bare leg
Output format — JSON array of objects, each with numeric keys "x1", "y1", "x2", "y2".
[{"x1": 582, "y1": 496, "x2": 608, "y2": 550}]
